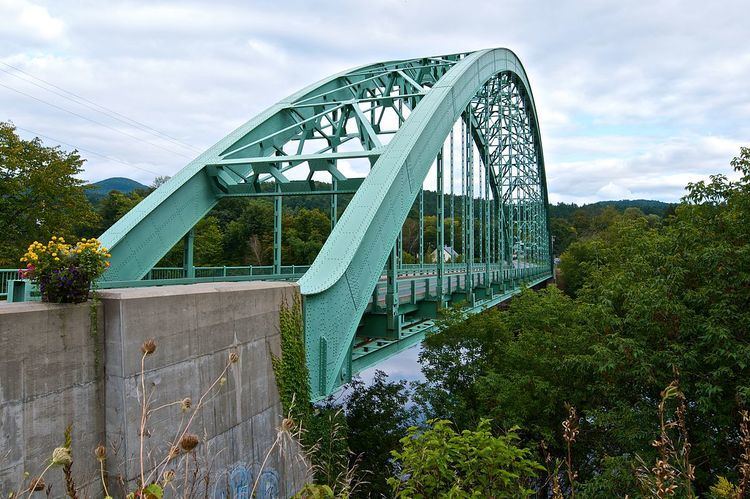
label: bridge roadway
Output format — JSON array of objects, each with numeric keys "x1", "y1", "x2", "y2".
[
  {"x1": 4, "y1": 260, "x2": 551, "y2": 381},
  {"x1": 353, "y1": 262, "x2": 551, "y2": 376},
  {"x1": 101, "y1": 261, "x2": 552, "y2": 379}
]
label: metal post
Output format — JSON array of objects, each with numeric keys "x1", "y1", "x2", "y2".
[
  {"x1": 461, "y1": 118, "x2": 466, "y2": 275},
  {"x1": 183, "y1": 228, "x2": 195, "y2": 279},
  {"x1": 450, "y1": 128, "x2": 455, "y2": 263},
  {"x1": 436, "y1": 147, "x2": 445, "y2": 306},
  {"x1": 466, "y1": 107, "x2": 474, "y2": 295},
  {"x1": 386, "y1": 243, "x2": 400, "y2": 332},
  {"x1": 330, "y1": 178, "x2": 338, "y2": 230},
  {"x1": 484, "y1": 89, "x2": 491, "y2": 292},
  {"x1": 274, "y1": 189, "x2": 282, "y2": 274},
  {"x1": 419, "y1": 188, "x2": 424, "y2": 266}
]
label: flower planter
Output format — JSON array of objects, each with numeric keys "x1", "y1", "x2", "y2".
[
  {"x1": 21, "y1": 236, "x2": 110, "y2": 304},
  {"x1": 38, "y1": 266, "x2": 91, "y2": 304}
]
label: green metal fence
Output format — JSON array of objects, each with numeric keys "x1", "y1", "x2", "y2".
[{"x1": 0, "y1": 269, "x2": 20, "y2": 299}]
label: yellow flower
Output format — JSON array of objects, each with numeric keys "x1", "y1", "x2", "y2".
[
  {"x1": 51, "y1": 236, "x2": 57, "y2": 241},
  {"x1": 52, "y1": 253, "x2": 57, "y2": 257},
  {"x1": 54, "y1": 257, "x2": 60, "y2": 261}
]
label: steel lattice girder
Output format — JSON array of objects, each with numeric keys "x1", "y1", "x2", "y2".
[{"x1": 98, "y1": 48, "x2": 551, "y2": 399}]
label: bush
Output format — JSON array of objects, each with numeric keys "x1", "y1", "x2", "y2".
[{"x1": 388, "y1": 419, "x2": 543, "y2": 498}]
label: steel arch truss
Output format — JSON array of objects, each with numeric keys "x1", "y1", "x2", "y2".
[{"x1": 98, "y1": 48, "x2": 553, "y2": 399}]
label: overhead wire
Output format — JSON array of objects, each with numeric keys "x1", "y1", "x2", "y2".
[
  {"x1": 0, "y1": 61, "x2": 202, "y2": 153},
  {"x1": 14, "y1": 125, "x2": 162, "y2": 177},
  {"x1": 0, "y1": 80, "x2": 195, "y2": 160}
]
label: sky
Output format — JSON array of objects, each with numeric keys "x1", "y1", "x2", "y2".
[{"x1": 1, "y1": 0, "x2": 748, "y2": 204}]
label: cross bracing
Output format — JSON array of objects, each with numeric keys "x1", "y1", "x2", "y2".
[{"x1": 98, "y1": 48, "x2": 553, "y2": 398}]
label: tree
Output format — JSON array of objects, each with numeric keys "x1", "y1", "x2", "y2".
[
  {"x1": 342, "y1": 371, "x2": 416, "y2": 498},
  {"x1": 0, "y1": 122, "x2": 98, "y2": 265},
  {"x1": 95, "y1": 189, "x2": 145, "y2": 235},
  {"x1": 150, "y1": 175, "x2": 170, "y2": 189},
  {"x1": 388, "y1": 419, "x2": 542, "y2": 498}
]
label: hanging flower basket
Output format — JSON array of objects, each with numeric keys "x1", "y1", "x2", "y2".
[{"x1": 21, "y1": 236, "x2": 111, "y2": 304}]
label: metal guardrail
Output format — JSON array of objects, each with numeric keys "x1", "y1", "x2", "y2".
[
  {"x1": 0, "y1": 269, "x2": 20, "y2": 299},
  {"x1": 2, "y1": 261, "x2": 548, "y2": 302}
]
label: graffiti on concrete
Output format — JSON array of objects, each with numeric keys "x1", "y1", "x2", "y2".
[{"x1": 213, "y1": 463, "x2": 280, "y2": 499}]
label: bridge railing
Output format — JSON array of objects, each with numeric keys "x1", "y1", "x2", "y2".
[{"x1": 0, "y1": 269, "x2": 21, "y2": 300}]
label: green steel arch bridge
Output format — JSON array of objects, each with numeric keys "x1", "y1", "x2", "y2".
[{"x1": 98, "y1": 48, "x2": 553, "y2": 399}]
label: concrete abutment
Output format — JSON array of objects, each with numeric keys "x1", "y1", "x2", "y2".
[{"x1": 0, "y1": 281, "x2": 309, "y2": 497}]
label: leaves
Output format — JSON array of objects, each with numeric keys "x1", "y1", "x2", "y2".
[{"x1": 388, "y1": 419, "x2": 542, "y2": 498}]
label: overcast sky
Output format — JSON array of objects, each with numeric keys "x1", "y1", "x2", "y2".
[{"x1": 1, "y1": 0, "x2": 748, "y2": 204}]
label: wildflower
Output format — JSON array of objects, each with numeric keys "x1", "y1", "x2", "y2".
[
  {"x1": 180, "y1": 397, "x2": 192, "y2": 412},
  {"x1": 219, "y1": 376, "x2": 227, "y2": 387},
  {"x1": 141, "y1": 339, "x2": 157, "y2": 355},
  {"x1": 51, "y1": 447, "x2": 72, "y2": 466},
  {"x1": 179, "y1": 434, "x2": 200, "y2": 452}
]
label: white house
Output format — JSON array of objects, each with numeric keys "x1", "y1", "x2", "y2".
[{"x1": 430, "y1": 245, "x2": 459, "y2": 263}]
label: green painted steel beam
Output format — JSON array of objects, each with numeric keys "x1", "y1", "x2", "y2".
[
  {"x1": 99, "y1": 48, "x2": 552, "y2": 400},
  {"x1": 300, "y1": 49, "x2": 551, "y2": 398}
]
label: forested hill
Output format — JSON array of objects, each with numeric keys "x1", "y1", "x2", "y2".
[
  {"x1": 549, "y1": 199, "x2": 675, "y2": 219},
  {"x1": 86, "y1": 177, "x2": 148, "y2": 203},
  {"x1": 82, "y1": 176, "x2": 676, "y2": 261}
]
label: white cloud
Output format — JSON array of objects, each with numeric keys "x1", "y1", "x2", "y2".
[
  {"x1": 0, "y1": 0, "x2": 64, "y2": 43},
  {"x1": 0, "y1": 0, "x2": 747, "y2": 198}
]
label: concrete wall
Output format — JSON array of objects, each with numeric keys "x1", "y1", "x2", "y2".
[
  {"x1": 0, "y1": 281, "x2": 309, "y2": 498},
  {"x1": 0, "y1": 301, "x2": 105, "y2": 496}
]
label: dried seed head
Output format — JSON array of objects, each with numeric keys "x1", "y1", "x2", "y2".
[
  {"x1": 167, "y1": 445, "x2": 180, "y2": 461},
  {"x1": 179, "y1": 434, "x2": 200, "y2": 452},
  {"x1": 229, "y1": 351, "x2": 239, "y2": 364},
  {"x1": 29, "y1": 477, "x2": 46, "y2": 492},
  {"x1": 51, "y1": 447, "x2": 72, "y2": 467},
  {"x1": 163, "y1": 469, "x2": 176, "y2": 485},
  {"x1": 141, "y1": 339, "x2": 157, "y2": 355},
  {"x1": 94, "y1": 444, "x2": 106, "y2": 462},
  {"x1": 180, "y1": 397, "x2": 192, "y2": 412},
  {"x1": 280, "y1": 417, "x2": 295, "y2": 433},
  {"x1": 562, "y1": 404, "x2": 579, "y2": 444}
]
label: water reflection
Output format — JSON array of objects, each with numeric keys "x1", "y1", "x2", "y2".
[{"x1": 358, "y1": 344, "x2": 425, "y2": 385}]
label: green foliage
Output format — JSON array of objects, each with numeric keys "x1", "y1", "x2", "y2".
[
  {"x1": 578, "y1": 456, "x2": 643, "y2": 498},
  {"x1": 0, "y1": 122, "x2": 98, "y2": 265},
  {"x1": 272, "y1": 296, "x2": 310, "y2": 421},
  {"x1": 271, "y1": 297, "x2": 349, "y2": 493},
  {"x1": 95, "y1": 189, "x2": 147, "y2": 235},
  {"x1": 388, "y1": 419, "x2": 543, "y2": 498},
  {"x1": 142, "y1": 483, "x2": 164, "y2": 498},
  {"x1": 342, "y1": 371, "x2": 416, "y2": 497},
  {"x1": 293, "y1": 483, "x2": 335, "y2": 498},
  {"x1": 415, "y1": 147, "x2": 750, "y2": 494},
  {"x1": 304, "y1": 407, "x2": 350, "y2": 494},
  {"x1": 708, "y1": 476, "x2": 741, "y2": 498}
]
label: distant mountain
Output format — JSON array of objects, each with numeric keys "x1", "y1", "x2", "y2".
[
  {"x1": 86, "y1": 177, "x2": 148, "y2": 203},
  {"x1": 549, "y1": 199, "x2": 675, "y2": 219}
]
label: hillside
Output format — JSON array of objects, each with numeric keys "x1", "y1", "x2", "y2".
[
  {"x1": 86, "y1": 177, "x2": 148, "y2": 203},
  {"x1": 548, "y1": 199, "x2": 675, "y2": 219}
]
